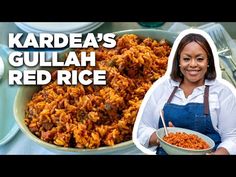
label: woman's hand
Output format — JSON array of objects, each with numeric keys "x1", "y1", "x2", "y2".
[
  {"x1": 149, "y1": 122, "x2": 174, "y2": 147},
  {"x1": 168, "y1": 121, "x2": 174, "y2": 127},
  {"x1": 149, "y1": 132, "x2": 160, "y2": 147},
  {"x1": 206, "y1": 147, "x2": 230, "y2": 155}
]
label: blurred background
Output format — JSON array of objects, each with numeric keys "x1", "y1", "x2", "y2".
[{"x1": 1, "y1": 22, "x2": 236, "y2": 45}]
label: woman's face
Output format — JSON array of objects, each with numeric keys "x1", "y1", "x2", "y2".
[{"x1": 179, "y1": 41, "x2": 208, "y2": 85}]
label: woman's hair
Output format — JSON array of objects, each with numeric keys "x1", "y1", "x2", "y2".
[{"x1": 170, "y1": 33, "x2": 216, "y2": 81}]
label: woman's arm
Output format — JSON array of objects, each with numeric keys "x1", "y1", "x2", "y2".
[
  {"x1": 136, "y1": 95, "x2": 160, "y2": 148},
  {"x1": 217, "y1": 85, "x2": 236, "y2": 155},
  {"x1": 135, "y1": 79, "x2": 169, "y2": 149}
]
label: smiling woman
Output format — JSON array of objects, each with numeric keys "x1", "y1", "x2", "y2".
[
  {"x1": 133, "y1": 28, "x2": 236, "y2": 155},
  {"x1": 173, "y1": 34, "x2": 215, "y2": 97}
]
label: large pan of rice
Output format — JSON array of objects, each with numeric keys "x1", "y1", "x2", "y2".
[{"x1": 14, "y1": 29, "x2": 178, "y2": 154}]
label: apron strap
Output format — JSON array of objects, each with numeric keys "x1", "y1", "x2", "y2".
[
  {"x1": 167, "y1": 85, "x2": 210, "y2": 115},
  {"x1": 204, "y1": 85, "x2": 210, "y2": 115},
  {"x1": 167, "y1": 86, "x2": 178, "y2": 103}
]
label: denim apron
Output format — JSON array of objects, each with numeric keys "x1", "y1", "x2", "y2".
[{"x1": 156, "y1": 85, "x2": 221, "y2": 155}]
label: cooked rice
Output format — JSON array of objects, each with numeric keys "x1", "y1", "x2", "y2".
[
  {"x1": 163, "y1": 132, "x2": 210, "y2": 150},
  {"x1": 24, "y1": 34, "x2": 171, "y2": 149}
]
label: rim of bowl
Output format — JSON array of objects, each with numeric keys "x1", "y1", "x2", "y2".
[{"x1": 156, "y1": 127, "x2": 215, "y2": 152}]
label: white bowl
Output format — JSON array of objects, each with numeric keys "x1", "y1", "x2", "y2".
[
  {"x1": 13, "y1": 29, "x2": 177, "y2": 154},
  {"x1": 156, "y1": 127, "x2": 215, "y2": 155}
]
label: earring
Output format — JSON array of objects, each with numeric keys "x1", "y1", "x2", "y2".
[
  {"x1": 179, "y1": 65, "x2": 181, "y2": 67},
  {"x1": 207, "y1": 65, "x2": 209, "y2": 67}
]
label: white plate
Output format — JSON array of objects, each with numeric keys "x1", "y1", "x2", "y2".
[
  {"x1": 21, "y1": 22, "x2": 95, "y2": 32},
  {"x1": 0, "y1": 44, "x2": 19, "y2": 146}
]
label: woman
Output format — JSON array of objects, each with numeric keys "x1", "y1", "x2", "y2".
[{"x1": 133, "y1": 29, "x2": 236, "y2": 155}]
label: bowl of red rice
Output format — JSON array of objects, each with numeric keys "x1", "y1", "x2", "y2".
[
  {"x1": 156, "y1": 127, "x2": 215, "y2": 155},
  {"x1": 14, "y1": 29, "x2": 178, "y2": 154}
]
